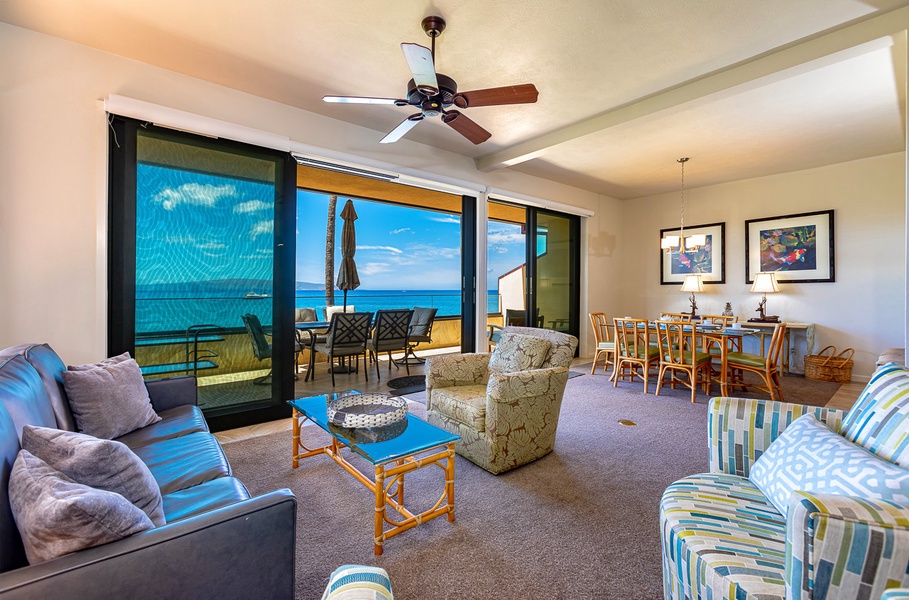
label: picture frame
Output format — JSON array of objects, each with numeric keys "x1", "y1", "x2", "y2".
[
  {"x1": 659, "y1": 222, "x2": 725, "y2": 285},
  {"x1": 745, "y1": 209, "x2": 834, "y2": 284}
]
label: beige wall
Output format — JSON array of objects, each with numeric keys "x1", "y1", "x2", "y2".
[
  {"x1": 0, "y1": 24, "x2": 612, "y2": 363},
  {"x1": 620, "y1": 153, "x2": 906, "y2": 381}
]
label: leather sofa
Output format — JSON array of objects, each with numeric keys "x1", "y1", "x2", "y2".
[
  {"x1": 0, "y1": 343, "x2": 296, "y2": 599},
  {"x1": 661, "y1": 363, "x2": 909, "y2": 599}
]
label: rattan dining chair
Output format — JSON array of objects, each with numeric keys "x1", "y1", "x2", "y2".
[
  {"x1": 613, "y1": 317, "x2": 660, "y2": 393},
  {"x1": 723, "y1": 322, "x2": 787, "y2": 401},
  {"x1": 655, "y1": 321, "x2": 712, "y2": 403},
  {"x1": 659, "y1": 312, "x2": 694, "y2": 322},
  {"x1": 588, "y1": 312, "x2": 616, "y2": 377}
]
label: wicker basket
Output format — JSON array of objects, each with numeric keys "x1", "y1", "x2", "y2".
[{"x1": 804, "y1": 346, "x2": 854, "y2": 383}]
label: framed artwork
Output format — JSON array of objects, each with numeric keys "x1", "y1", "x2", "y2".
[
  {"x1": 659, "y1": 222, "x2": 725, "y2": 285},
  {"x1": 745, "y1": 209, "x2": 834, "y2": 284}
]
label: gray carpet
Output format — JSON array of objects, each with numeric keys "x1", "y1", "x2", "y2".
[{"x1": 222, "y1": 372, "x2": 842, "y2": 599}]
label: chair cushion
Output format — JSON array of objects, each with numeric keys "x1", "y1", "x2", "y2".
[
  {"x1": 597, "y1": 341, "x2": 615, "y2": 349},
  {"x1": 749, "y1": 413, "x2": 909, "y2": 518},
  {"x1": 488, "y1": 332, "x2": 551, "y2": 374},
  {"x1": 62, "y1": 356, "x2": 161, "y2": 439},
  {"x1": 725, "y1": 351, "x2": 765, "y2": 369},
  {"x1": 21, "y1": 425, "x2": 165, "y2": 526},
  {"x1": 629, "y1": 345, "x2": 660, "y2": 360},
  {"x1": 430, "y1": 386, "x2": 487, "y2": 432},
  {"x1": 667, "y1": 350, "x2": 712, "y2": 365},
  {"x1": 661, "y1": 472, "x2": 786, "y2": 600},
  {"x1": 840, "y1": 363, "x2": 909, "y2": 468},
  {"x1": 9, "y1": 450, "x2": 154, "y2": 564}
]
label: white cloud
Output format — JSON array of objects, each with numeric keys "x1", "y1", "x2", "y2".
[
  {"x1": 430, "y1": 216, "x2": 461, "y2": 225},
  {"x1": 488, "y1": 231, "x2": 524, "y2": 245},
  {"x1": 493, "y1": 247, "x2": 509, "y2": 254},
  {"x1": 153, "y1": 183, "x2": 235, "y2": 210},
  {"x1": 234, "y1": 200, "x2": 271, "y2": 214},
  {"x1": 250, "y1": 220, "x2": 273, "y2": 238},
  {"x1": 359, "y1": 245, "x2": 403, "y2": 254},
  {"x1": 361, "y1": 262, "x2": 393, "y2": 275},
  {"x1": 390, "y1": 228, "x2": 412, "y2": 235}
]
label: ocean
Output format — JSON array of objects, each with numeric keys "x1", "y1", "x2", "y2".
[{"x1": 135, "y1": 289, "x2": 500, "y2": 334}]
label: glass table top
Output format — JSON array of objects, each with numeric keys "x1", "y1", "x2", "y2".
[{"x1": 288, "y1": 390, "x2": 459, "y2": 465}]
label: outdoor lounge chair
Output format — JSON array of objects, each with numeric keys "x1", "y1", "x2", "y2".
[
  {"x1": 242, "y1": 313, "x2": 302, "y2": 384},
  {"x1": 401, "y1": 307, "x2": 438, "y2": 364}
]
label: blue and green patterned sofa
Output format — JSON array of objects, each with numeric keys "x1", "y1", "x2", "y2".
[{"x1": 661, "y1": 363, "x2": 909, "y2": 600}]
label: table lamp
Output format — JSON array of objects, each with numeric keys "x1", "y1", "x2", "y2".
[
  {"x1": 680, "y1": 274, "x2": 704, "y2": 318},
  {"x1": 749, "y1": 272, "x2": 781, "y2": 322}
]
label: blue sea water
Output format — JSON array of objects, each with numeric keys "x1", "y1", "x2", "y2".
[{"x1": 135, "y1": 289, "x2": 501, "y2": 334}]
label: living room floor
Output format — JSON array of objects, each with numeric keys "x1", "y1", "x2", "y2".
[{"x1": 214, "y1": 356, "x2": 865, "y2": 443}]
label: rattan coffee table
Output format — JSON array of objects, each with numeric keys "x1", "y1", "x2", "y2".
[{"x1": 289, "y1": 391, "x2": 459, "y2": 555}]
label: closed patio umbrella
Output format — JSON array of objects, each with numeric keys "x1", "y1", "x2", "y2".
[{"x1": 336, "y1": 199, "x2": 360, "y2": 310}]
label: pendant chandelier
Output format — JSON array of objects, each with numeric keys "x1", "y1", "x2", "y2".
[{"x1": 661, "y1": 157, "x2": 705, "y2": 253}]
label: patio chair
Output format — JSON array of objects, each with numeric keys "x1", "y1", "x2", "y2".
[
  {"x1": 366, "y1": 308, "x2": 414, "y2": 379},
  {"x1": 309, "y1": 311, "x2": 373, "y2": 386},
  {"x1": 242, "y1": 313, "x2": 302, "y2": 385},
  {"x1": 401, "y1": 307, "x2": 438, "y2": 364}
]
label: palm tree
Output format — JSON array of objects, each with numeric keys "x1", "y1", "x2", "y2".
[{"x1": 324, "y1": 195, "x2": 337, "y2": 308}]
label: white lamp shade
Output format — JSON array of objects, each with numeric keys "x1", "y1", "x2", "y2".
[
  {"x1": 661, "y1": 235, "x2": 680, "y2": 249},
  {"x1": 685, "y1": 234, "x2": 707, "y2": 248},
  {"x1": 750, "y1": 272, "x2": 781, "y2": 294},
  {"x1": 680, "y1": 274, "x2": 705, "y2": 293}
]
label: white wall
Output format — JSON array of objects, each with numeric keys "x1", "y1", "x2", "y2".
[
  {"x1": 621, "y1": 153, "x2": 906, "y2": 380},
  {"x1": 0, "y1": 23, "x2": 617, "y2": 363}
]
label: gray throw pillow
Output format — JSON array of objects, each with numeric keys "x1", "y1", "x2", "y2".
[
  {"x1": 9, "y1": 450, "x2": 154, "y2": 564},
  {"x1": 22, "y1": 425, "x2": 165, "y2": 526},
  {"x1": 62, "y1": 356, "x2": 161, "y2": 439},
  {"x1": 67, "y1": 352, "x2": 131, "y2": 371}
]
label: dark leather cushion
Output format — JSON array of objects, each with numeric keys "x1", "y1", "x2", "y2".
[
  {"x1": 0, "y1": 356, "x2": 57, "y2": 437},
  {"x1": 162, "y1": 477, "x2": 250, "y2": 523},
  {"x1": 114, "y1": 405, "x2": 208, "y2": 449},
  {"x1": 130, "y1": 432, "x2": 230, "y2": 495}
]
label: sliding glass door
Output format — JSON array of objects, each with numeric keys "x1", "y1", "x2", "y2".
[
  {"x1": 487, "y1": 201, "x2": 580, "y2": 343},
  {"x1": 109, "y1": 118, "x2": 296, "y2": 430}
]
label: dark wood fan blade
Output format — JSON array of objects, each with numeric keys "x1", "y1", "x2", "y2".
[
  {"x1": 380, "y1": 114, "x2": 424, "y2": 144},
  {"x1": 442, "y1": 111, "x2": 491, "y2": 145},
  {"x1": 323, "y1": 95, "x2": 409, "y2": 106},
  {"x1": 401, "y1": 43, "x2": 439, "y2": 95},
  {"x1": 452, "y1": 84, "x2": 539, "y2": 108}
]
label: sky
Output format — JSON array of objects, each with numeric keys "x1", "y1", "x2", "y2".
[
  {"x1": 296, "y1": 190, "x2": 527, "y2": 291},
  {"x1": 134, "y1": 165, "x2": 527, "y2": 291}
]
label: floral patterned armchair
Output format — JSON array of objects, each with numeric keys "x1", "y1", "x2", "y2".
[{"x1": 426, "y1": 326, "x2": 578, "y2": 474}]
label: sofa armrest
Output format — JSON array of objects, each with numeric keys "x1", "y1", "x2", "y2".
[
  {"x1": 786, "y1": 491, "x2": 909, "y2": 600},
  {"x1": 426, "y1": 354, "x2": 491, "y2": 393},
  {"x1": 708, "y1": 397, "x2": 846, "y2": 476},
  {"x1": 0, "y1": 489, "x2": 296, "y2": 600},
  {"x1": 145, "y1": 375, "x2": 198, "y2": 412}
]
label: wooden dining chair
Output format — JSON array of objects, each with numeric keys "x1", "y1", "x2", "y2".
[
  {"x1": 699, "y1": 314, "x2": 740, "y2": 355},
  {"x1": 588, "y1": 312, "x2": 616, "y2": 377},
  {"x1": 723, "y1": 322, "x2": 787, "y2": 401},
  {"x1": 613, "y1": 318, "x2": 660, "y2": 392},
  {"x1": 655, "y1": 321, "x2": 712, "y2": 403},
  {"x1": 659, "y1": 312, "x2": 694, "y2": 322}
]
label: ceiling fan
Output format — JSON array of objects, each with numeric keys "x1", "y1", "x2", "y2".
[{"x1": 323, "y1": 15, "x2": 539, "y2": 145}]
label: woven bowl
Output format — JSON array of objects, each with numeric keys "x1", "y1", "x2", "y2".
[{"x1": 327, "y1": 393, "x2": 407, "y2": 429}]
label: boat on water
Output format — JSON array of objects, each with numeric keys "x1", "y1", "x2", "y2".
[{"x1": 244, "y1": 292, "x2": 271, "y2": 299}]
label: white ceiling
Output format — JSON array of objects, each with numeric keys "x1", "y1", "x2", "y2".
[{"x1": 2, "y1": 0, "x2": 907, "y2": 198}]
